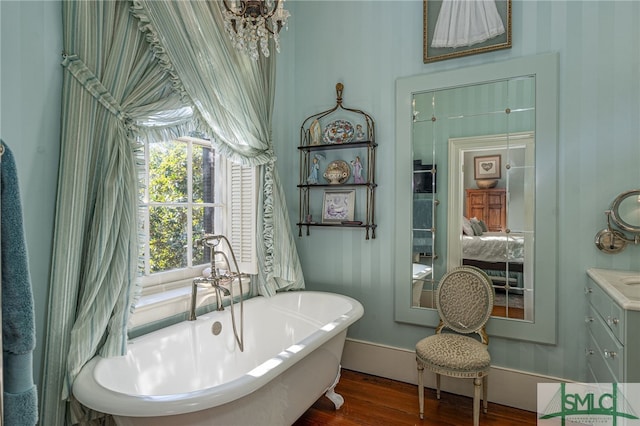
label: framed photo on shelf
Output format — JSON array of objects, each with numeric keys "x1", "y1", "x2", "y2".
[
  {"x1": 423, "y1": 0, "x2": 512, "y2": 63},
  {"x1": 474, "y1": 155, "x2": 502, "y2": 180},
  {"x1": 322, "y1": 190, "x2": 355, "y2": 224}
]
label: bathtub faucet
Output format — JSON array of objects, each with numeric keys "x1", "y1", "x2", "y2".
[
  {"x1": 188, "y1": 234, "x2": 246, "y2": 350},
  {"x1": 189, "y1": 276, "x2": 232, "y2": 320},
  {"x1": 188, "y1": 233, "x2": 245, "y2": 350}
]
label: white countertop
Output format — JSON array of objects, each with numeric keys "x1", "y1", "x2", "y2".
[{"x1": 587, "y1": 268, "x2": 640, "y2": 311}]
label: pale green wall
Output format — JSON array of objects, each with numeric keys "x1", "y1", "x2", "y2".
[
  {"x1": 273, "y1": 0, "x2": 640, "y2": 381},
  {"x1": 0, "y1": 0, "x2": 62, "y2": 404},
  {"x1": 2, "y1": 1, "x2": 640, "y2": 403}
]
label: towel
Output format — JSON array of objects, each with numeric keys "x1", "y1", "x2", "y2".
[{"x1": 1, "y1": 140, "x2": 38, "y2": 425}]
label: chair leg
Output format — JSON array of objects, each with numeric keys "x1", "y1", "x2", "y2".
[
  {"x1": 482, "y1": 375, "x2": 488, "y2": 414},
  {"x1": 417, "y1": 361, "x2": 424, "y2": 419},
  {"x1": 473, "y1": 377, "x2": 482, "y2": 426},
  {"x1": 436, "y1": 373, "x2": 441, "y2": 399}
]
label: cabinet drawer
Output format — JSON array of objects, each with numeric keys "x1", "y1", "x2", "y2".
[
  {"x1": 586, "y1": 331, "x2": 616, "y2": 383},
  {"x1": 586, "y1": 280, "x2": 625, "y2": 342},
  {"x1": 586, "y1": 304, "x2": 624, "y2": 381}
]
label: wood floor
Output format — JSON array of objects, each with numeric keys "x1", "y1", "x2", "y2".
[
  {"x1": 491, "y1": 305, "x2": 524, "y2": 320},
  {"x1": 294, "y1": 369, "x2": 537, "y2": 426}
]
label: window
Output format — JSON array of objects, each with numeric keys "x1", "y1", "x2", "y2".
[{"x1": 138, "y1": 136, "x2": 257, "y2": 293}]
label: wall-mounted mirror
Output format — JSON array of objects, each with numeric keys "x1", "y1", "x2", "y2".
[
  {"x1": 595, "y1": 189, "x2": 640, "y2": 253},
  {"x1": 395, "y1": 53, "x2": 559, "y2": 344},
  {"x1": 610, "y1": 189, "x2": 640, "y2": 232}
]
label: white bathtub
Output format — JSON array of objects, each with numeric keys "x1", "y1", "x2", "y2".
[{"x1": 72, "y1": 291, "x2": 364, "y2": 426}]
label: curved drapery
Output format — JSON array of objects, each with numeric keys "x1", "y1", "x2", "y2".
[
  {"x1": 40, "y1": 1, "x2": 192, "y2": 424},
  {"x1": 42, "y1": 1, "x2": 304, "y2": 423},
  {"x1": 132, "y1": 0, "x2": 273, "y2": 166},
  {"x1": 132, "y1": 0, "x2": 305, "y2": 295}
]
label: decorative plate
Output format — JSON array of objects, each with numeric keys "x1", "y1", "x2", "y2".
[
  {"x1": 323, "y1": 160, "x2": 351, "y2": 184},
  {"x1": 323, "y1": 119, "x2": 355, "y2": 144}
]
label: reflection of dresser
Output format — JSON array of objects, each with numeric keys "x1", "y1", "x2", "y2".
[{"x1": 465, "y1": 188, "x2": 506, "y2": 231}]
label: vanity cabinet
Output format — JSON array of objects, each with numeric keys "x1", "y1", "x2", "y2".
[
  {"x1": 465, "y1": 188, "x2": 506, "y2": 231},
  {"x1": 297, "y1": 83, "x2": 377, "y2": 239},
  {"x1": 585, "y1": 269, "x2": 640, "y2": 382}
]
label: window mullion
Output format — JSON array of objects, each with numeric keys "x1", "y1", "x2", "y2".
[{"x1": 187, "y1": 139, "x2": 194, "y2": 268}]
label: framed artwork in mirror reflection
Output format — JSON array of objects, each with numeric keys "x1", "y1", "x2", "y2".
[
  {"x1": 413, "y1": 162, "x2": 436, "y2": 193},
  {"x1": 424, "y1": 0, "x2": 512, "y2": 63},
  {"x1": 474, "y1": 155, "x2": 501, "y2": 180}
]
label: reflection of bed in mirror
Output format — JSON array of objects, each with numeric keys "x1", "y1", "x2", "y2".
[
  {"x1": 412, "y1": 263, "x2": 433, "y2": 307},
  {"x1": 461, "y1": 232, "x2": 524, "y2": 292}
]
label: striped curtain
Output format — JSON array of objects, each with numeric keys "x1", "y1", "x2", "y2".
[
  {"x1": 42, "y1": 0, "x2": 304, "y2": 423},
  {"x1": 40, "y1": 1, "x2": 193, "y2": 424},
  {"x1": 132, "y1": 0, "x2": 305, "y2": 296}
]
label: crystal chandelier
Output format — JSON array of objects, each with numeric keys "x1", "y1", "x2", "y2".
[{"x1": 222, "y1": 0, "x2": 290, "y2": 61}]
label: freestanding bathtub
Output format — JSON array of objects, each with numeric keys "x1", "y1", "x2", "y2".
[{"x1": 72, "y1": 291, "x2": 364, "y2": 426}]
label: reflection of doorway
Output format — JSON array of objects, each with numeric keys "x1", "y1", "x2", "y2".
[{"x1": 447, "y1": 132, "x2": 535, "y2": 321}]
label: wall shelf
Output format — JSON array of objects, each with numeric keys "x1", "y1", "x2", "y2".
[{"x1": 297, "y1": 83, "x2": 377, "y2": 240}]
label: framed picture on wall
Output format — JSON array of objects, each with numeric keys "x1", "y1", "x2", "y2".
[
  {"x1": 474, "y1": 155, "x2": 502, "y2": 180},
  {"x1": 322, "y1": 190, "x2": 355, "y2": 223},
  {"x1": 423, "y1": 0, "x2": 512, "y2": 63}
]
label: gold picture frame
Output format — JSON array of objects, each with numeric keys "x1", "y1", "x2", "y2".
[{"x1": 423, "y1": 0, "x2": 512, "y2": 63}]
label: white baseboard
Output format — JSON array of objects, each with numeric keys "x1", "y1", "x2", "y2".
[{"x1": 341, "y1": 338, "x2": 567, "y2": 412}]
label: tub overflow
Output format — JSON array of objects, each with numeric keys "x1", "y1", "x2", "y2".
[{"x1": 211, "y1": 321, "x2": 222, "y2": 335}]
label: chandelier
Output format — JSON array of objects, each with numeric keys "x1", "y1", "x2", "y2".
[{"x1": 221, "y1": 0, "x2": 290, "y2": 61}]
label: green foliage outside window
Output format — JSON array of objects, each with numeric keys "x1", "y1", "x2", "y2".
[{"x1": 148, "y1": 141, "x2": 207, "y2": 273}]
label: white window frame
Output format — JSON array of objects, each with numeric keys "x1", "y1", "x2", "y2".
[{"x1": 131, "y1": 136, "x2": 257, "y2": 328}]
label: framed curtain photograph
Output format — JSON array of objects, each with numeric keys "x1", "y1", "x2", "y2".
[
  {"x1": 322, "y1": 190, "x2": 355, "y2": 224},
  {"x1": 423, "y1": 0, "x2": 512, "y2": 63},
  {"x1": 474, "y1": 154, "x2": 502, "y2": 180}
]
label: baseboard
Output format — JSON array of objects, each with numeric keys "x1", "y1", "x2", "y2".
[{"x1": 341, "y1": 338, "x2": 567, "y2": 412}]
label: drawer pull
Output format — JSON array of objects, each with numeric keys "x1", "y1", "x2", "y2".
[
  {"x1": 585, "y1": 316, "x2": 594, "y2": 323},
  {"x1": 585, "y1": 287, "x2": 593, "y2": 294},
  {"x1": 604, "y1": 349, "x2": 617, "y2": 359},
  {"x1": 607, "y1": 316, "x2": 620, "y2": 326}
]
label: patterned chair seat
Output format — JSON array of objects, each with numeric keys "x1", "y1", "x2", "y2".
[
  {"x1": 415, "y1": 266, "x2": 494, "y2": 426},
  {"x1": 416, "y1": 333, "x2": 490, "y2": 377}
]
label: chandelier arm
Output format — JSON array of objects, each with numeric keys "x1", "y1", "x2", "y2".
[
  {"x1": 223, "y1": 0, "x2": 280, "y2": 19},
  {"x1": 222, "y1": 0, "x2": 289, "y2": 59}
]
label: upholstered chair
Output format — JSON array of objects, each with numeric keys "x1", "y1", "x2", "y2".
[{"x1": 415, "y1": 266, "x2": 495, "y2": 426}]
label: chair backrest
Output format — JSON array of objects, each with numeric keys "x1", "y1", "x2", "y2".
[{"x1": 435, "y1": 266, "x2": 494, "y2": 338}]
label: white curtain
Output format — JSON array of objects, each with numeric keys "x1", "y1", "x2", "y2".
[{"x1": 132, "y1": 0, "x2": 304, "y2": 296}]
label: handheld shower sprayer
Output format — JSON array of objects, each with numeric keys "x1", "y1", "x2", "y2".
[{"x1": 189, "y1": 234, "x2": 245, "y2": 351}]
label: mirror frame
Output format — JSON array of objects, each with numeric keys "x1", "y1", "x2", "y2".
[
  {"x1": 394, "y1": 53, "x2": 559, "y2": 344},
  {"x1": 610, "y1": 189, "x2": 640, "y2": 233}
]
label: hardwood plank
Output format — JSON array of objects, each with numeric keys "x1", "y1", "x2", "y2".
[
  {"x1": 294, "y1": 369, "x2": 537, "y2": 426},
  {"x1": 491, "y1": 305, "x2": 524, "y2": 320}
]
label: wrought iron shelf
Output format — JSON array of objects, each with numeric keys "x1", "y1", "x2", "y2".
[
  {"x1": 298, "y1": 141, "x2": 377, "y2": 151},
  {"x1": 297, "y1": 182, "x2": 377, "y2": 189},
  {"x1": 297, "y1": 83, "x2": 377, "y2": 240}
]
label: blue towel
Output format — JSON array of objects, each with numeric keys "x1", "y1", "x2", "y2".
[{"x1": 1, "y1": 141, "x2": 38, "y2": 425}]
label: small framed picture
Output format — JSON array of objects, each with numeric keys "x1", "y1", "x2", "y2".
[
  {"x1": 474, "y1": 155, "x2": 501, "y2": 180},
  {"x1": 322, "y1": 190, "x2": 355, "y2": 223}
]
